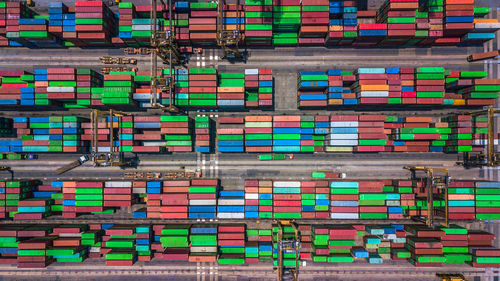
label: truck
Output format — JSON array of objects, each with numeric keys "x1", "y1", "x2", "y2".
[
  {"x1": 55, "y1": 155, "x2": 89, "y2": 175},
  {"x1": 100, "y1": 56, "x2": 114, "y2": 64},
  {"x1": 124, "y1": 47, "x2": 152, "y2": 55},
  {"x1": 100, "y1": 57, "x2": 137, "y2": 65},
  {"x1": 311, "y1": 171, "x2": 347, "y2": 179},
  {"x1": 258, "y1": 154, "x2": 294, "y2": 161},
  {"x1": 467, "y1": 50, "x2": 499, "y2": 62},
  {"x1": 101, "y1": 67, "x2": 129, "y2": 74},
  {"x1": 0, "y1": 153, "x2": 37, "y2": 160}
]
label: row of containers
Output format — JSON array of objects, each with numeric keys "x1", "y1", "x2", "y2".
[
  {"x1": 0, "y1": 0, "x2": 499, "y2": 48},
  {"x1": 3, "y1": 65, "x2": 499, "y2": 110},
  {"x1": 0, "y1": 68, "x2": 273, "y2": 110},
  {"x1": 0, "y1": 221, "x2": 499, "y2": 268},
  {"x1": 297, "y1": 67, "x2": 500, "y2": 107},
  {"x1": 0, "y1": 113, "x2": 496, "y2": 153},
  {"x1": 0, "y1": 178, "x2": 499, "y2": 221}
]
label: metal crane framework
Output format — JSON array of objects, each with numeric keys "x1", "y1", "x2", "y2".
[
  {"x1": 90, "y1": 109, "x2": 130, "y2": 167},
  {"x1": 459, "y1": 108, "x2": 500, "y2": 168},
  {"x1": 404, "y1": 166, "x2": 450, "y2": 228},
  {"x1": 436, "y1": 273, "x2": 468, "y2": 281},
  {"x1": 274, "y1": 220, "x2": 300, "y2": 281},
  {"x1": 216, "y1": 0, "x2": 242, "y2": 59},
  {"x1": 150, "y1": 0, "x2": 180, "y2": 112}
]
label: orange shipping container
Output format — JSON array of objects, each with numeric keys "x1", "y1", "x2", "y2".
[
  {"x1": 190, "y1": 25, "x2": 216, "y2": 31},
  {"x1": 189, "y1": 74, "x2": 217, "y2": 81},
  {"x1": 223, "y1": 24, "x2": 246, "y2": 31},
  {"x1": 224, "y1": 11, "x2": 245, "y2": 17},
  {"x1": 217, "y1": 87, "x2": 245, "y2": 93},
  {"x1": 189, "y1": 33, "x2": 217, "y2": 39},
  {"x1": 448, "y1": 194, "x2": 474, "y2": 200},
  {"x1": 475, "y1": 79, "x2": 500, "y2": 85},
  {"x1": 245, "y1": 116, "x2": 272, "y2": 122},
  {"x1": 405, "y1": 117, "x2": 433, "y2": 123},
  {"x1": 329, "y1": 25, "x2": 343, "y2": 31},
  {"x1": 474, "y1": 19, "x2": 498, "y2": 23},
  {"x1": 259, "y1": 181, "x2": 272, "y2": 187},
  {"x1": 104, "y1": 74, "x2": 131, "y2": 81},
  {"x1": 359, "y1": 85, "x2": 390, "y2": 91},
  {"x1": 300, "y1": 26, "x2": 328, "y2": 33},
  {"x1": 389, "y1": 3, "x2": 418, "y2": 9},
  {"x1": 445, "y1": 4, "x2": 474, "y2": 10},
  {"x1": 62, "y1": 181, "x2": 77, "y2": 188},
  {"x1": 273, "y1": 116, "x2": 301, "y2": 122},
  {"x1": 259, "y1": 187, "x2": 273, "y2": 193}
]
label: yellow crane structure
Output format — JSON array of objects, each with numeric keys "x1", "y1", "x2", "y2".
[
  {"x1": 90, "y1": 109, "x2": 130, "y2": 167},
  {"x1": 0, "y1": 166, "x2": 12, "y2": 179},
  {"x1": 216, "y1": 0, "x2": 242, "y2": 60},
  {"x1": 404, "y1": 166, "x2": 450, "y2": 228},
  {"x1": 149, "y1": 0, "x2": 180, "y2": 112},
  {"x1": 436, "y1": 273, "x2": 467, "y2": 281},
  {"x1": 274, "y1": 220, "x2": 300, "y2": 281},
  {"x1": 459, "y1": 108, "x2": 500, "y2": 168}
]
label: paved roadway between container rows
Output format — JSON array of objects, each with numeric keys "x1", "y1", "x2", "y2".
[
  {"x1": 0, "y1": 45, "x2": 488, "y2": 71},
  {"x1": 1, "y1": 152, "x2": 497, "y2": 182}
]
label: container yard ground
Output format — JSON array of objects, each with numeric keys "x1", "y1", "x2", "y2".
[
  {"x1": 1, "y1": 152, "x2": 496, "y2": 181},
  {"x1": 1, "y1": 0, "x2": 500, "y2": 279}
]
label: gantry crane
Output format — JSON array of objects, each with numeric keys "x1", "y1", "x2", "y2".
[
  {"x1": 436, "y1": 273, "x2": 468, "y2": 281},
  {"x1": 216, "y1": 0, "x2": 242, "y2": 60},
  {"x1": 458, "y1": 108, "x2": 500, "y2": 168},
  {"x1": 90, "y1": 109, "x2": 130, "y2": 167},
  {"x1": 0, "y1": 166, "x2": 12, "y2": 179},
  {"x1": 274, "y1": 220, "x2": 300, "y2": 281},
  {"x1": 150, "y1": 0, "x2": 180, "y2": 112},
  {"x1": 404, "y1": 166, "x2": 450, "y2": 228}
]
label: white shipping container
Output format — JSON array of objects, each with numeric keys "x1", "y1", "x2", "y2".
[
  {"x1": 475, "y1": 22, "x2": 500, "y2": 30},
  {"x1": 331, "y1": 213, "x2": 359, "y2": 219},
  {"x1": 90, "y1": 247, "x2": 101, "y2": 253},
  {"x1": 132, "y1": 24, "x2": 158, "y2": 31},
  {"x1": 358, "y1": 68, "x2": 385, "y2": 74},
  {"x1": 133, "y1": 93, "x2": 159, "y2": 100},
  {"x1": 273, "y1": 181, "x2": 301, "y2": 188},
  {"x1": 189, "y1": 199, "x2": 216, "y2": 205},
  {"x1": 47, "y1": 86, "x2": 74, "y2": 93},
  {"x1": 245, "y1": 193, "x2": 259, "y2": 200},
  {"x1": 474, "y1": 139, "x2": 499, "y2": 145},
  {"x1": 143, "y1": 141, "x2": 167, "y2": 146},
  {"x1": 328, "y1": 134, "x2": 359, "y2": 140},
  {"x1": 105, "y1": 181, "x2": 132, "y2": 188},
  {"x1": 245, "y1": 69, "x2": 259, "y2": 75},
  {"x1": 383, "y1": 233, "x2": 397, "y2": 240},
  {"x1": 59, "y1": 233, "x2": 82, "y2": 237},
  {"x1": 386, "y1": 200, "x2": 400, "y2": 206},
  {"x1": 217, "y1": 212, "x2": 245, "y2": 219},
  {"x1": 358, "y1": 91, "x2": 389, "y2": 97},
  {"x1": 218, "y1": 199, "x2": 245, "y2": 206},
  {"x1": 190, "y1": 246, "x2": 218, "y2": 253},
  {"x1": 329, "y1": 140, "x2": 358, "y2": 146},
  {"x1": 330, "y1": 121, "x2": 358, "y2": 127},
  {"x1": 133, "y1": 188, "x2": 146, "y2": 194},
  {"x1": 97, "y1": 147, "x2": 111, "y2": 153}
]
